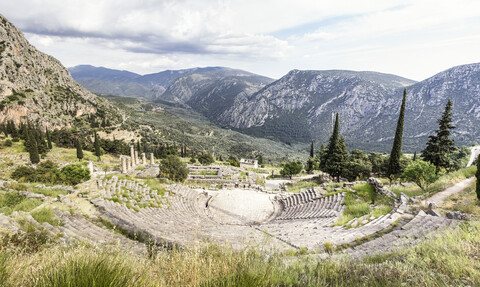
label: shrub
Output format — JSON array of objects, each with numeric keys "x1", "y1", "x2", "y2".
[
  {"x1": 227, "y1": 156, "x2": 240, "y2": 167},
  {"x1": 11, "y1": 166, "x2": 38, "y2": 182},
  {"x1": 159, "y1": 155, "x2": 188, "y2": 182},
  {"x1": 11, "y1": 161, "x2": 89, "y2": 185},
  {"x1": 198, "y1": 153, "x2": 215, "y2": 165},
  {"x1": 4, "y1": 139, "x2": 12, "y2": 147},
  {"x1": 402, "y1": 160, "x2": 439, "y2": 191},
  {"x1": 59, "y1": 163, "x2": 91, "y2": 185}
]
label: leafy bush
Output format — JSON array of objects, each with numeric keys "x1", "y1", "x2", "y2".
[
  {"x1": 159, "y1": 155, "x2": 188, "y2": 182},
  {"x1": 59, "y1": 163, "x2": 91, "y2": 185},
  {"x1": 11, "y1": 166, "x2": 38, "y2": 182},
  {"x1": 402, "y1": 160, "x2": 439, "y2": 191},
  {"x1": 280, "y1": 161, "x2": 303, "y2": 179},
  {"x1": 198, "y1": 153, "x2": 215, "y2": 165},
  {"x1": 11, "y1": 161, "x2": 90, "y2": 185},
  {"x1": 227, "y1": 155, "x2": 240, "y2": 167}
]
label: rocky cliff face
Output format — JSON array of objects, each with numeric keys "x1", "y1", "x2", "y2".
[
  {"x1": 158, "y1": 69, "x2": 273, "y2": 120},
  {"x1": 218, "y1": 65, "x2": 480, "y2": 151},
  {"x1": 0, "y1": 14, "x2": 115, "y2": 128},
  {"x1": 217, "y1": 69, "x2": 416, "y2": 145}
]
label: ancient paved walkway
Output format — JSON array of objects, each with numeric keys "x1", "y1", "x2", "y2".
[
  {"x1": 467, "y1": 146, "x2": 480, "y2": 167},
  {"x1": 426, "y1": 177, "x2": 475, "y2": 207}
]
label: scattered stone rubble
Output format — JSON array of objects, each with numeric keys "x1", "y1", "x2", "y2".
[{"x1": 367, "y1": 177, "x2": 398, "y2": 198}]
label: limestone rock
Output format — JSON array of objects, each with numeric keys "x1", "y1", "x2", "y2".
[{"x1": 0, "y1": 14, "x2": 117, "y2": 128}]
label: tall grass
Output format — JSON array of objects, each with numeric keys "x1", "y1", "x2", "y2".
[
  {"x1": 0, "y1": 192, "x2": 42, "y2": 215},
  {"x1": 30, "y1": 208, "x2": 62, "y2": 226},
  {"x1": 442, "y1": 180, "x2": 480, "y2": 215},
  {"x1": 335, "y1": 184, "x2": 393, "y2": 226},
  {"x1": 0, "y1": 219, "x2": 480, "y2": 286},
  {"x1": 32, "y1": 248, "x2": 149, "y2": 287},
  {"x1": 0, "y1": 252, "x2": 10, "y2": 287}
]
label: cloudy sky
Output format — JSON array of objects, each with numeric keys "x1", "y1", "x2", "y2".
[{"x1": 2, "y1": 0, "x2": 480, "y2": 80}]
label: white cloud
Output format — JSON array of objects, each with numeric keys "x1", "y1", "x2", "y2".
[{"x1": 1, "y1": 0, "x2": 480, "y2": 80}]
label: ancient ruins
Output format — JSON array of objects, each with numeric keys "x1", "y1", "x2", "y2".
[{"x1": 120, "y1": 146, "x2": 156, "y2": 174}]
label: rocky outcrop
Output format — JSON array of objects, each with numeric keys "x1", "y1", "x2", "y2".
[
  {"x1": 367, "y1": 177, "x2": 398, "y2": 198},
  {"x1": 217, "y1": 69, "x2": 416, "y2": 144},
  {"x1": 217, "y1": 65, "x2": 480, "y2": 149},
  {"x1": 0, "y1": 14, "x2": 117, "y2": 128}
]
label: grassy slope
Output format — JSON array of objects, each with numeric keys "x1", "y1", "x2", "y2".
[{"x1": 103, "y1": 95, "x2": 305, "y2": 163}]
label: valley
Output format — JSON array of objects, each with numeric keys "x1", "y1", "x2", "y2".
[{"x1": 1, "y1": 10, "x2": 480, "y2": 287}]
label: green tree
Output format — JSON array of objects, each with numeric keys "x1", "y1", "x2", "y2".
[
  {"x1": 476, "y1": 156, "x2": 480, "y2": 200},
  {"x1": 388, "y1": 88, "x2": 406, "y2": 177},
  {"x1": 257, "y1": 154, "x2": 264, "y2": 167},
  {"x1": 316, "y1": 144, "x2": 328, "y2": 170},
  {"x1": 422, "y1": 99, "x2": 457, "y2": 172},
  {"x1": 76, "y1": 138, "x2": 83, "y2": 161},
  {"x1": 324, "y1": 113, "x2": 348, "y2": 181},
  {"x1": 94, "y1": 132, "x2": 101, "y2": 162},
  {"x1": 27, "y1": 128, "x2": 40, "y2": 164},
  {"x1": 227, "y1": 156, "x2": 240, "y2": 167},
  {"x1": 306, "y1": 141, "x2": 314, "y2": 173},
  {"x1": 159, "y1": 155, "x2": 188, "y2": 182},
  {"x1": 280, "y1": 161, "x2": 303, "y2": 179},
  {"x1": 342, "y1": 149, "x2": 372, "y2": 181},
  {"x1": 198, "y1": 153, "x2": 215, "y2": 165},
  {"x1": 401, "y1": 160, "x2": 439, "y2": 191},
  {"x1": 189, "y1": 156, "x2": 197, "y2": 164},
  {"x1": 46, "y1": 128, "x2": 52, "y2": 150},
  {"x1": 413, "y1": 151, "x2": 417, "y2": 161}
]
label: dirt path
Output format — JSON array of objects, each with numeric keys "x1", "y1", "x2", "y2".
[{"x1": 426, "y1": 177, "x2": 475, "y2": 207}]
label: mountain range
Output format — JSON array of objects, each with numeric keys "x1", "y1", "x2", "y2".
[
  {"x1": 70, "y1": 63, "x2": 480, "y2": 152},
  {"x1": 1, "y1": 10, "x2": 478, "y2": 154}
]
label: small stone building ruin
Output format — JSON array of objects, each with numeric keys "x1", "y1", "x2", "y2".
[{"x1": 239, "y1": 158, "x2": 258, "y2": 169}]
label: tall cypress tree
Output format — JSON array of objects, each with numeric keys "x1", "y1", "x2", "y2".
[
  {"x1": 76, "y1": 138, "x2": 84, "y2": 161},
  {"x1": 94, "y1": 132, "x2": 101, "y2": 162},
  {"x1": 325, "y1": 113, "x2": 347, "y2": 181},
  {"x1": 46, "y1": 128, "x2": 52, "y2": 149},
  {"x1": 413, "y1": 151, "x2": 417, "y2": 161},
  {"x1": 476, "y1": 156, "x2": 480, "y2": 200},
  {"x1": 29, "y1": 134, "x2": 40, "y2": 164},
  {"x1": 422, "y1": 99, "x2": 456, "y2": 171},
  {"x1": 388, "y1": 88, "x2": 407, "y2": 177},
  {"x1": 307, "y1": 140, "x2": 314, "y2": 172}
]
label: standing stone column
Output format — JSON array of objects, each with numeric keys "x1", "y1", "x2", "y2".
[
  {"x1": 126, "y1": 157, "x2": 131, "y2": 171},
  {"x1": 150, "y1": 153, "x2": 154, "y2": 165},
  {"x1": 134, "y1": 150, "x2": 139, "y2": 166},
  {"x1": 142, "y1": 153, "x2": 146, "y2": 165},
  {"x1": 130, "y1": 146, "x2": 135, "y2": 168},
  {"x1": 87, "y1": 161, "x2": 94, "y2": 175},
  {"x1": 121, "y1": 157, "x2": 127, "y2": 174}
]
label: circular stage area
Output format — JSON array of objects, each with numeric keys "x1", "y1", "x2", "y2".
[{"x1": 206, "y1": 189, "x2": 275, "y2": 225}]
